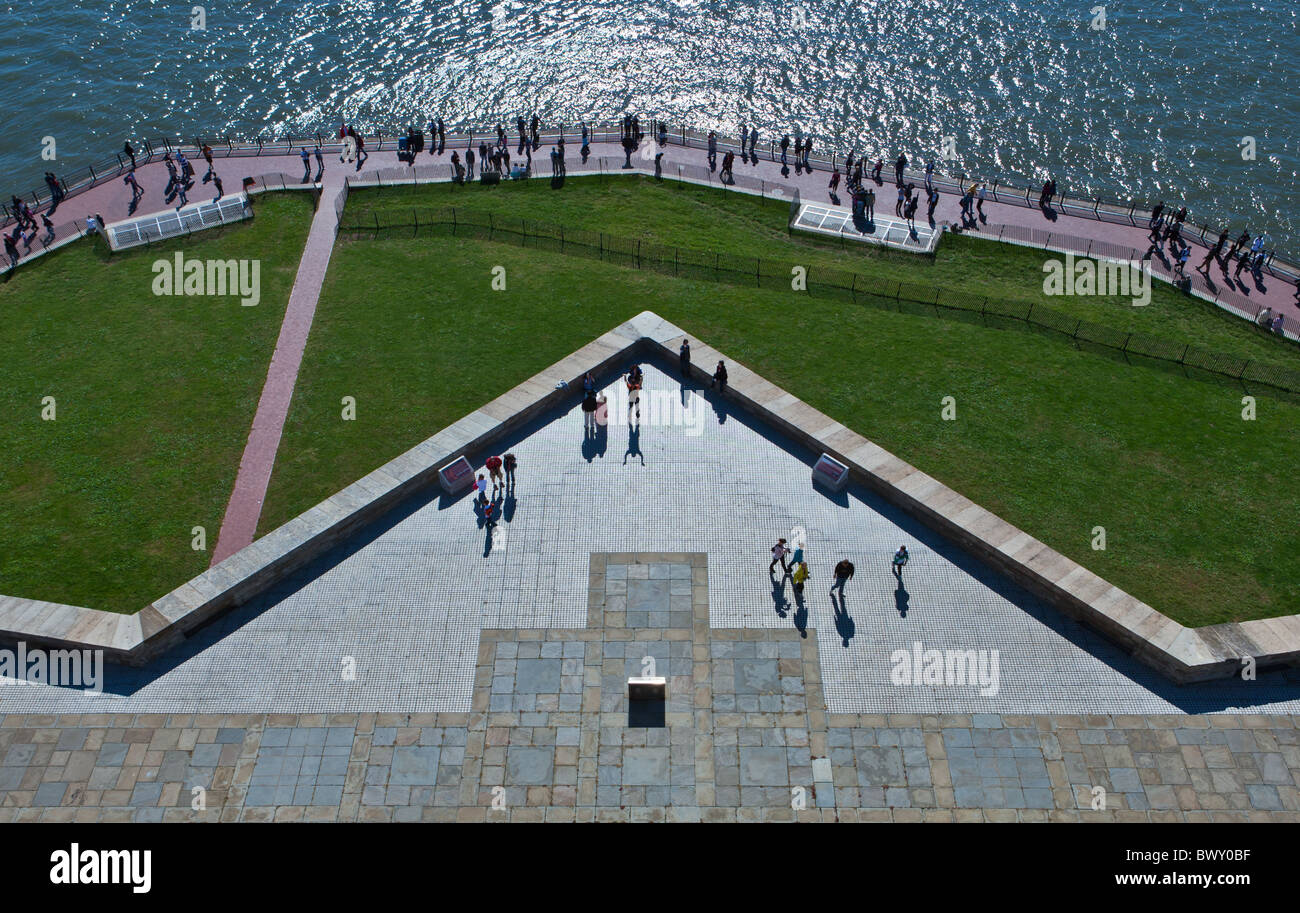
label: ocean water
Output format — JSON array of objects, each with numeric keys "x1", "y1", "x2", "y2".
[{"x1": 2, "y1": 0, "x2": 1297, "y2": 249}]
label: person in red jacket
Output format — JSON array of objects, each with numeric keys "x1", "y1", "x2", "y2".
[{"x1": 485, "y1": 454, "x2": 504, "y2": 496}]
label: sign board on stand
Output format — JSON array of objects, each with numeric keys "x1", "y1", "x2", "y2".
[
  {"x1": 438, "y1": 456, "x2": 475, "y2": 495},
  {"x1": 812, "y1": 453, "x2": 849, "y2": 493}
]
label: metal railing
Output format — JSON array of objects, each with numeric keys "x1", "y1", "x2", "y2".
[
  {"x1": 336, "y1": 205, "x2": 1300, "y2": 397},
  {"x1": 963, "y1": 221, "x2": 1299, "y2": 342},
  {"x1": 7, "y1": 117, "x2": 1296, "y2": 286}
]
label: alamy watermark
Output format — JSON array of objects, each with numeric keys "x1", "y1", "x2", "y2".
[
  {"x1": 0, "y1": 642, "x2": 103, "y2": 692},
  {"x1": 602, "y1": 383, "x2": 707, "y2": 437},
  {"x1": 889, "y1": 641, "x2": 1000, "y2": 696},
  {"x1": 152, "y1": 253, "x2": 261, "y2": 306},
  {"x1": 1042, "y1": 253, "x2": 1151, "y2": 307}
]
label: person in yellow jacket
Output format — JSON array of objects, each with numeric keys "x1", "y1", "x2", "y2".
[{"x1": 791, "y1": 561, "x2": 810, "y2": 596}]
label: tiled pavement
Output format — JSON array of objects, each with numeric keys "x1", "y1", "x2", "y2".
[{"x1": 3, "y1": 555, "x2": 1299, "y2": 821}]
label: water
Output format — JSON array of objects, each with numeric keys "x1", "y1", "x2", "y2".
[{"x1": 3, "y1": 0, "x2": 1297, "y2": 249}]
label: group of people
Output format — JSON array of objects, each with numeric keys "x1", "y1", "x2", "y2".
[
  {"x1": 435, "y1": 117, "x2": 591, "y2": 183},
  {"x1": 1255, "y1": 305, "x2": 1287, "y2": 334},
  {"x1": 473, "y1": 452, "x2": 518, "y2": 528},
  {"x1": 770, "y1": 537, "x2": 911, "y2": 601},
  {"x1": 4, "y1": 194, "x2": 54, "y2": 264},
  {"x1": 140, "y1": 144, "x2": 227, "y2": 210}
]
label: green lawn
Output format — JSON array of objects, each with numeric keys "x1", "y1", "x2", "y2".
[
  {"x1": 261, "y1": 198, "x2": 1300, "y2": 628},
  {"x1": 0, "y1": 192, "x2": 314, "y2": 612},
  {"x1": 342, "y1": 176, "x2": 1300, "y2": 375}
]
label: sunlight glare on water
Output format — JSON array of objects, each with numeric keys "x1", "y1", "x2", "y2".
[{"x1": 0, "y1": 0, "x2": 1295, "y2": 246}]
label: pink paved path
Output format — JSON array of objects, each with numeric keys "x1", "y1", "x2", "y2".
[
  {"x1": 209, "y1": 164, "x2": 347, "y2": 564},
  {"x1": 8, "y1": 133, "x2": 1297, "y2": 563}
]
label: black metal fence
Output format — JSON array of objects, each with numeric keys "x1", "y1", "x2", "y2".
[{"x1": 338, "y1": 206, "x2": 1300, "y2": 396}]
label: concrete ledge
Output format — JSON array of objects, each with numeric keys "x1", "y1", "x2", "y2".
[{"x1": 2, "y1": 310, "x2": 1297, "y2": 685}]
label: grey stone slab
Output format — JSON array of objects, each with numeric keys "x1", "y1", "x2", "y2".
[
  {"x1": 389, "y1": 747, "x2": 441, "y2": 786},
  {"x1": 623, "y1": 748, "x2": 671, "y2": 786}
]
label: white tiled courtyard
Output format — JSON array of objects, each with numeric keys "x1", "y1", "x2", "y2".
[{"x1": 4, "y1": 362, "x2": 1299, "y2": 715}]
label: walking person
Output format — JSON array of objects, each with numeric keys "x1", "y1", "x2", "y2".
[
  {"x1": 301, "y1": 147, "x2": 312, "y2": 182},
  {"x1": 212, "y1": 173, "x2": 224, "y2": 200},
  {"x1": 1199, "y1": 233, "x2": 1225, "y2": 273},
  {"x1": 314, "y1": 146, "x2": 325, "y2": 180},
  {"x1": 791, "y1": 560, "x2": 810, "y2": 597},
  {"x1": 740, "y1": 125, "x2": 749, "y2": 164},
  {"x1": 40, "y1": 213, "x2": 55, "y2": 245},
  {"x1": 503, "y1": 452, "x2": 518, "y2": 492},
  {"x1": 864, "y1": 186, "x2": 875, "y2": 221},
  {"x1": 625, "y1": 365, "x2": 643, "y2": 421},
  {"x1": 829, "y1": 167, "x2": 841, "y2": 196},
  {"x1": 830, "y1": 559, "x2": 855, "y2": 595},
  {"x1": 895, "y1": 184, "x2": 905, "y2": 217},
  {"x1": 892, "y1": 545, "x2": 910, "y2": 579},
  {"x1": 354, "y1": 130, "x2": 368, "y2": 169},
  {"x1": 1148, "y1": 202, "x2": 1164, "y2": 231},
  {"x1": 894, "y1": 152, "x2": 907, "y2": 185},
  {"x1": 769, "y1": 538, "x2": 791, "y2": 576},
  {"x1": 872, "y1": 157, "x2": 883, "y2": 183},
  {"x1": 123, "y1": 170, "x2": 143, "y2": 202},
  {"x1": 926, "y1": 186, "x2": 940, "y2": 222},
  {"x1": 779, "y1": 133, "x2": 790, "y2": 171},
  {"x1": 904, "y1": 193, "x2": 919, "y2": 230},
  {"x1": 582, "y1": 389, "x2": 599, "y2": 436},
  {"x1": 976, "y1": 183, "x2": 987, "y2": 218},
  {"x1": 747, "y1": 127, "x2": 757, "y2": 163},
  {"x1": 201, "y1": 143, "x2": 215, "y2": 179},
  {"x1": 124, "y1": 142, "x2": 137, "y2": 169},
  {"x1": 801, "y1": 136, "x2": 812, "y2": 172},
  {"x1": 707, "y1": 131, "x2": 717, "y2": 172},
  {"x1": 45, "y1": 172, "x2": 64, "y2": 207},
  {"x1": 466, "y1": 146, "x2": 475, "y2": 180}
]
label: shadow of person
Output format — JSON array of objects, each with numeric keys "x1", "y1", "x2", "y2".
[
  {"x1": 829, "y1": 192, "x2": 841, "y2": 207},
  {"x1": 711, "y1": 394, "x2": 727, "y2": 425},
  {"x1": 503, "y1": 493, "x2": 516, "y2": 523},
  {"x1": 771, "y1": 576, "x2": 789, "y2": 618},
  {"x1": 894, "y1": 580, "x2": 910, "y2": 618},
  {"x1": 581, "y1": 428, "x2": 599, "y2": 462},
  {"x1": 832, "y1": 595, "x2": 855, "y2": 647},
  {"x1": 551, "y1": 174, "x2": 565, "y2": 189},
  {"x1": 484, "y1": 522, "x2": 495, "y2": 557},
  {"x1": 624, "y1": 424, "x2": 643, "y2": 466},
  {"x1": 474, "y1": 500, "x2": 486, "y2": 529},
  {"x1": 1041, "y1": 203, "x2": 1058, "y2": 222},
  {"x1": 792, "y1": 592, "x2": 809, "y2": 637}
]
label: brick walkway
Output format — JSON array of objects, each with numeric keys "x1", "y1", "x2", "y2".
[{"x1": 209, "y1": 167, "x2": 348, "y2": 563}]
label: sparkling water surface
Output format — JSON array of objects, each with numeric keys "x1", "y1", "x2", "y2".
[{"x1": 1, "y1": 0, "x2": 1296, "y2": 248}]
